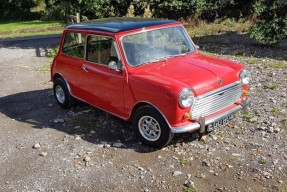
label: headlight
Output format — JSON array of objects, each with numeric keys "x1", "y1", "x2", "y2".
[
  {"x1": 179, "y1": 88, "x2": 195, "y2": 108},
  {"x1": 240, "y1": 68, "x2": 252, "y2": 84}
]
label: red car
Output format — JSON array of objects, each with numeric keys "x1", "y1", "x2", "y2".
[{"x1": 51, "y1": 18, "x2": 251, "y2": 148}]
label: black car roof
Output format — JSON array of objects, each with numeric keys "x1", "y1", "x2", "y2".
[{"x1": 66, "y1": 17, "x2": 178, "y2": 33}]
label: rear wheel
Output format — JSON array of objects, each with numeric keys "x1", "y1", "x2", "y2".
[
  {"x1": 132, "y1": 105, "x2": 174, "y2": 148},
  {"x1": 53, "y1": 78, "x2": 74, "y2": 109}
]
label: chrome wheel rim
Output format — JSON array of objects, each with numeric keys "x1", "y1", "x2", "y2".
[
  {"x1": 55, "y1": 85, "x2": 65, "y2": 104},
  {"x1": 138, "y1": 116, "x2": 161, "y2": 141}
]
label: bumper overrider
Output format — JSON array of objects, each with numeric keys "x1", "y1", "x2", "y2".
[{"x1": 170, "y1": 99, "x2": 250, "y2": 134}]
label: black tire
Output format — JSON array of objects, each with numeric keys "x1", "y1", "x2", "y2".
[
  {"x1": 132, "y1": 105, "x2": 174, "y2": 148},
  {"x1": 53, "y1": 78, "x2": 74, "y2": 109}
]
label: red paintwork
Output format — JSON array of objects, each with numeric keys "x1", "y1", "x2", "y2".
[{"x1": 51, "y1": 22, "x2": 249, "y2": 130}]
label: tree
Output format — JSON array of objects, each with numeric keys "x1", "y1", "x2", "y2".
[{"x1": 0, "y1": 0, "x2": 41, "y2": 21}]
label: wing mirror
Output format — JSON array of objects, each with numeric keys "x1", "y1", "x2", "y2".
[{"x1": 108, "y1": 61, "x2": 122, "y2": 72}]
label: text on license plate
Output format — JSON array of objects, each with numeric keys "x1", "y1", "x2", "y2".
[{"x1": 207, "y1": 113, "x2": 236, "y2": 132}]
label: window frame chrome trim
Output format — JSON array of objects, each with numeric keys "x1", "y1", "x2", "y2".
[{"x1": 85, "y1": 34, "x2": 122, "y2": 67}]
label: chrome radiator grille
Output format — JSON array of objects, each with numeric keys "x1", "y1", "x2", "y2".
[{"x1": 191, "y1": 83, "x2": 242, "y2": 119}]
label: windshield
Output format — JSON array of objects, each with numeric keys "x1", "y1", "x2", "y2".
[{"x1": 122, "y1": 26, "x2": 196, "y2": 67}]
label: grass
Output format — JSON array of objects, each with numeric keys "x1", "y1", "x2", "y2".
[
  {"x1": 185, "y1": 19, "x2": 252, "y2": 37},
  {"x1": 247, "y1": 57, "x2": 260, "y2": 64},
  {"x1": 258, "y1": 158, "x2": 268, "y2": 165},
  {"x1": 180, "y1": 158, "x2": 190, "y2": 166},
  {"x1": 268, "y1": 61, "x2": 287, "y2": 69},
  {"x1": 272, "y1": 107, "x2": 282, "y2": 115},
  {"x1": 266, "y1": 83, "x2": 280, "y2": 90},
  {"x1": 0, "y1": 20, "x2": 64, "y2": 38},
  {"x1": 185, "y1": 186, "x2": 199, "y2": 192},
  {"x1": 240, "y1": 112, "x2": 254, "y2": 120},
  {"x1": 39, "y1": 63, "x2": 51, "y2": 72}
]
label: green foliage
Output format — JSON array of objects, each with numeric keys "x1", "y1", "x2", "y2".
[
  {"x1": 0, "y1": 0, "x2": 42, "y2": 21},
  {"x1": 268, "y1": 61, "x2": 287, "y2": 69},
  {"x1": 1, "y1": 0, "x2": 286, "y2": 45},
  {"x1": 266, "y1": 83, "x2": 279, "y2": 89},
  {"x1": 250, "y1": 19, "x2": 287, "y2": 44},
  {"x1": 249, "y1": 0, "x2": 287, "y2": 44},
  {"x1": 152, "y1": 0, "x2": 195, "y2": 20}
]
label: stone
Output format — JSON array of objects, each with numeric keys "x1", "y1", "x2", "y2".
[
  {"x1": 33, "y1": 143, "x2": 41, "y2": 149},
  {"x1": 232, "y1": 153, "x2": 242, "y2": 157},
  {"x1": 200, "y1": 135, "x2": 208, "y2": 143},
  {"x1": 53, "y1": 118, "x2": 65, "y2": 123},
  {"x1": 84, "y1": 156, "x2": 91, "y2": 162},
  {"x1": 184, "y1": 180, "x2": 195, "y2": 188},
  {"x1": 274, "y1": 128, "x2": 280, "y2": 133},
  {"x1": 113, "y1": 142, "x2": 124, "y2": 148},
  {"x1": 40, "y1": 152, "x2": 47, "y2": 157},
  {"x1": 75, "y1": 135, "x2": 81, "y2": 140},
  {"x1": 202, "y1": 160, "x2": 211, "y2": 167},
  {"x1": 173, "y1": 171, "x2": 182, "y2": 177},
  {"x1": 267, "y1": 127, "x2": 274, "y2": 133}
]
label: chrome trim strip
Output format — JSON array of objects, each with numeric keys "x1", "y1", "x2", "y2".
[
  {"x1": 85, "y1": 34, "x2": 122, "y2": 66},
  {"x1": 171, "y1": 99, "x2": 250, "y2": 133}
]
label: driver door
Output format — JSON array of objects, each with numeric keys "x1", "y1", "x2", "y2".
[{"x1": 80, "y1": 34, "x2": 126, "y2": 116}]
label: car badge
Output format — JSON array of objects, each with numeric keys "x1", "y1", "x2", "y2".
[{"x1": 218, "y1": 79, "x2": 223, "y2": 85}]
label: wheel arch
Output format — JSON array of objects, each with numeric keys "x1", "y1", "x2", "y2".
[
  {"x1": 129, "y1": 101, "x2": 171, "y2": 129},
  {"x1": 52, "y1": 73, "x2": 72, "y2": 94}
]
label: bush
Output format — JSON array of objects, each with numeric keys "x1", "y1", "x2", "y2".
[
  {"x1": 250, "y1": 19, "x2": 287, "y2": 44},
  {"x1": 249, "y1": 0, "x2": 287, "y2": 44},
  {"x1": 151, "y1": 0, "x2": 195, "y2": 20}
]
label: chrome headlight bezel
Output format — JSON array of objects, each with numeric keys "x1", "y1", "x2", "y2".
[
  {"x1": 240, "y1": 68, "x2": 252, "y2": 85},
  {"x1": 178, "y1": 88, "x2": 195, "y2": 108}
]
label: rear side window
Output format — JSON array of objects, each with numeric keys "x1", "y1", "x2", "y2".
[
  {"x1": 86, "y1": 35, "x2": 119, "y2": 65},
  {"x1": 62, "y1": 32, "x2": 85, "y2": 58}
]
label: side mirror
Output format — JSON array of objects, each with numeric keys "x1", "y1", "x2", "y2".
[{"x1": 108, "y1": 61, "x2": 122, "y2": 72}]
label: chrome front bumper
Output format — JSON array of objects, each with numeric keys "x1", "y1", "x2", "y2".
[{"x1": 170, "y1": 99, "x2": 250, "y2": 134}]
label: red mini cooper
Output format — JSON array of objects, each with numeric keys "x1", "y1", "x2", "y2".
[{"x1": 51, "y1": 18, "x2": 251, "y2": 148}]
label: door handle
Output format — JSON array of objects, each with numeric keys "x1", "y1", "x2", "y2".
[{"x1": 82, "y1": 65, "x2": 89, "y2": 72}]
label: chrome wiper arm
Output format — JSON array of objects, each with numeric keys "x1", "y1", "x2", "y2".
[{"x1": 136, "y1": 53, "x2": 189, "y2": 67}]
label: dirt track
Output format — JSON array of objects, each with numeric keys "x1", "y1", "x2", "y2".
[{"x1": 0, "y1": 35, "x2": 286, "y2": 192}]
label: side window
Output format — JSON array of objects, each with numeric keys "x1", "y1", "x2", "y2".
[
  {"x1": 62, "y1": 32, "x2": 85, "y2": 58},
  {"x1": 86, "y1": 35, "x2": 119, "y2": 65}
]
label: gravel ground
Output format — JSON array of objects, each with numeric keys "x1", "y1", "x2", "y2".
[{"x1": 0, "y1": 33, "x2": 286, "y2": 192}]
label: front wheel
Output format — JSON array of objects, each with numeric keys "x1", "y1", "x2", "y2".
[{"x1": 132, "y1": 106, "x2": 174, "y2": 148}]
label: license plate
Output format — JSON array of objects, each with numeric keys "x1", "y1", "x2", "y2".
[{"x1": 207, "y1": 113, "x2": 236, "y2": 132}]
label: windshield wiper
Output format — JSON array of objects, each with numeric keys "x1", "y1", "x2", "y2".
[
  {"x1": 157, "y1": 53, "x2": 188, "y2": 61},
  {"x1": 136, "y1": 53, "x2": 189, "y2": 67}
]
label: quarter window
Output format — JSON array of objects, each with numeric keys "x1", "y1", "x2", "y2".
[
  {"x1": 62, "y1": 32, "x2": 85, "y2": 58},
  {"x1": 87, "y1": 35, "x2": 119, "y2": 65}
]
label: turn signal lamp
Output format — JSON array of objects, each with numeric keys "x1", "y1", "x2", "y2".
[
  {"x1": 184, "y1": 112, "x2": 191, "y2": 120},
  {"x1": 243, "y1": 90, "x2": 249, "y2": 96}
]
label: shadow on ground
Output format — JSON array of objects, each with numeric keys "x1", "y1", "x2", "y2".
[
  {"x1": 0, "y1": 36, "x2": 61, "y2": 57},
  {"x1": 0, "y1": 89, "x2": 197, "y2": 152},
  {"x1": 193, "y1": 32, "x2": 287, "y2": 61}
]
